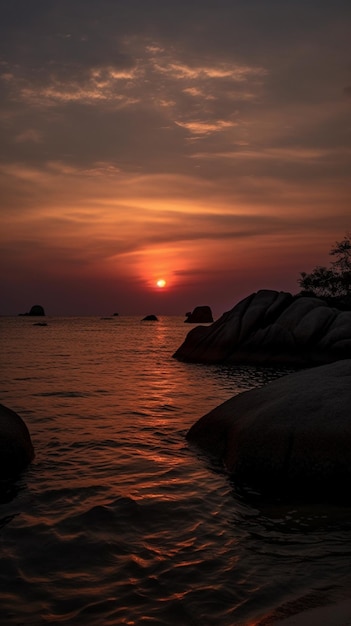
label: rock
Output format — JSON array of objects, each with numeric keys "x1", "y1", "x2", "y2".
[
  {"x1": 28, "y1": 305, "x2": 45, "y2": 316},
  {"x1": 19, "y1": 305, "x2": 46, "y2": 316},
  {"x1": 141, "y1": 314, "x2": 158, "y2": 321},
  {"x1": 187, "y1": 359, "x2": 351, "y2": 501},
  {"x1": 174, "y1": 290, "x2": 351, "y2": 366},
  {"x1": 0, "y1": 404, "x2": 35, "y2": 480},
  {"x1": 184, "y1": 306, "x2": 214, "y2": 323}
]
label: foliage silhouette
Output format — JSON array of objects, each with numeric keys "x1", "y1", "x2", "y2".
[{"x1": 298, "y1": 232, "x2": 351, "y2": 308}]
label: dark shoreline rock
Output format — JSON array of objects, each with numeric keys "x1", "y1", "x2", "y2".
[
  {"x1": 0, "y1": 404, "x2": 35, "y2": 481},
  {"x1": 174, "y1": 289, "x2": 351, "y2": 367},
  {"x1": 187, "y1": 359, "x2": 351, "y2": 502},
  {"x1": 141, "y1": 314, "x2": 158, "y2": 321}
]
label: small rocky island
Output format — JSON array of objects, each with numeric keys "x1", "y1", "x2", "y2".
[
  {"x1": 184, "y1": 306, "x2": 213, "y2": 323},
  {"x1": 141, "y1": 314, "x2": 159, "y2": 321},
  {"x1": 19, "y1": 305, "x2": 46, "y2": 316}
]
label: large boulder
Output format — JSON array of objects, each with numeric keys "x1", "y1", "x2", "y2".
[
  {"x1": 185, "y1": 306, "x2": 214, "y2": 324},
  {"x1": 0, "y1": 404, "x2": 35, "y2": 480},
  {"x1": 187, "y1": 359, "x2": 351, "y2": 501},
  {"x1": 174, "y1": 290, "x2": 351, "y2": 366}
]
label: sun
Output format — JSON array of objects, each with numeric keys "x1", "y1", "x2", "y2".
[{"x1": 156, "y1": 279, "x2": 167, "y2": 288}]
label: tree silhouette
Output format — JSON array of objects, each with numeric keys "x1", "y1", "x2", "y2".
[{"x1": 298, "y1": 233, "x2": 351, "y2": 304}]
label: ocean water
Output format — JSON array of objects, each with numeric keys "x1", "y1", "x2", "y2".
[{"x1": 1, "y1": 315, "x2": 351, "y2": 626}]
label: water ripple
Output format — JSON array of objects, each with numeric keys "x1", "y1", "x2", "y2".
[{"x1": 2, "y1": 316, "x2": 351, "y2": 625}]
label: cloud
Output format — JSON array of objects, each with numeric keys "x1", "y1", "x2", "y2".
[
  {"x1": 175, "y1": 119, "x2": 237, "y2": 136},
  {"x1": 191, "y1": 146, "x2": 351, "y2": 163},
  {"x1": 1, "y1": 38, "x2": 267, "y2": 139},
  {"x1": 15, "y1": 128, "x2": 43, "y2": 143},
  {"x1": 1, "y1": 1, "x2": 351, "y2": 314}
]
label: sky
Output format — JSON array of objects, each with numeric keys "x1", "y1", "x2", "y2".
[{"x1": 1, "y1": 0, "x2": 350, "y2": 317}]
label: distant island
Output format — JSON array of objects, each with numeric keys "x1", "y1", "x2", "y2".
[
  {"x1": 18, "y1": 305, "x2": 45, "y2": 316},
  {"x1": 184, "y1": 305, "x2": 213, "y2": 323}
]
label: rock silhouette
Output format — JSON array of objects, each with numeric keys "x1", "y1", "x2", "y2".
[
  {"x1": 187, "y1": 359, "x2": 351, "y2": 501},
  {"x1": 141, "y1": 314, "x2": 158, "y2": 321},
  {"x1": 184, "y1": 306, "x2": 213, "y2": 323},
  {"x1": 174, "y1": 289, "x2": 351, "y2": 366},
  {"x1": 0, "y1": 404, "x2": 35, "y2": 480},
  {"x1": 19, "y1": 304, "x2": 45, "y2": 316},
  {"x1": 29, "y1": 305, "x2": 45, "y2": 316}
]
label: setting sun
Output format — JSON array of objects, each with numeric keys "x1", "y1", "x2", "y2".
[{"x1": 156, "y1": 279, "x2": 167, "y2": 288}]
